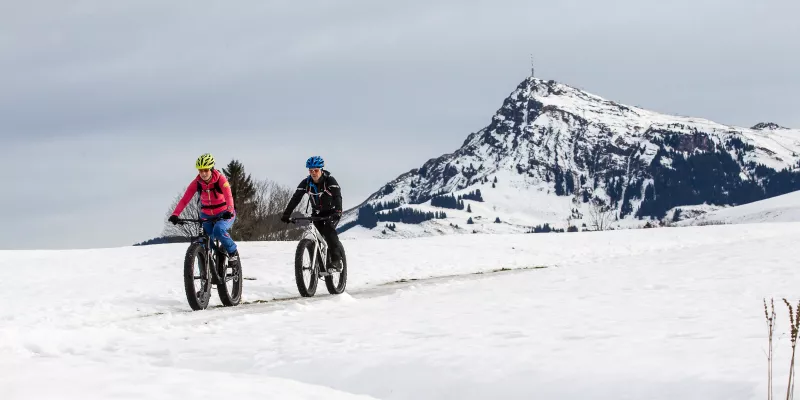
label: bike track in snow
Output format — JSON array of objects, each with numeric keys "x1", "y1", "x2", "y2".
[{"x1": 132, "y1": 265, "x2": 550, "y2": 325}]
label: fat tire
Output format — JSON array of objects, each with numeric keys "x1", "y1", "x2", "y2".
[
  {"x1": 216, "y1": 251, "x2": 242, "y2": 307},
  {"x1": 325, "y1": 247, "x2": 347, "y2": 295},
  {"x1": 294, "y1": 239, "x2": 318, "y2": 297},
  {"x1": 184, "y1": 243, "x2": 212, "y2": 311}
]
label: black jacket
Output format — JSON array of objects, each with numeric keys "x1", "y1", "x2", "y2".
[{"x1": 283, "y1": 170, "x2": 343, "y2": 217}]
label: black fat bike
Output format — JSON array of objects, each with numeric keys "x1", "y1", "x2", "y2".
[{"x1": 176, "y1": 216, "x2": 243, "y2": 310}]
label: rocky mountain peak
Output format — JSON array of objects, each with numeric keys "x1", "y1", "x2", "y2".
[{"x1": 338, "y1": 77, "x2": 800, "y2": 238}]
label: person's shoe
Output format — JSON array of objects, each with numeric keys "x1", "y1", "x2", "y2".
[
  {"x1": 227, "y1": 250, "x2": 241, "y2": 269},
  {"x1": 329, "y1": 258, "x2": 343, "y2": 272}
]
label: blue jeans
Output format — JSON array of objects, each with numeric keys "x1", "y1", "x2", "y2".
[{"x1": 201, "y1": 212, "x2": 237, "y2": 254}]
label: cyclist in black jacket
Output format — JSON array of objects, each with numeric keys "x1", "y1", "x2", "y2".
[{"x1": 281, "y1": 156, "x2": 344, "y2": 270}]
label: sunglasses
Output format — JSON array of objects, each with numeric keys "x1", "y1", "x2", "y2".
[
  {"x1": 308, "y1": 168, "x2": 321, "y2": 173},
  {"x1": 198, "y1": 168, "x2": 211, "y2": 173}
]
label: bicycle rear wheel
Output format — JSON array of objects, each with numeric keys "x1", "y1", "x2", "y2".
[
  {"x1": 216, "y1": 250, "x2": 242, "y2": 306},
  {"x1": 324, "y1": 247, "x2": 347, "y2": 295}
]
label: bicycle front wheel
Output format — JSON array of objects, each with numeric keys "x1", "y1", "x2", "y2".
[
  {"x1": 294, "y1": 239, "x2": 319, "y2": 297},
  {"x1": 184, "y1": 242, "x2": 212, "y2": 310}
]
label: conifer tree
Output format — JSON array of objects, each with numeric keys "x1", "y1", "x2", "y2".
[{"x1": 222, "y1": 159, "x2": 257, "y2": 240}]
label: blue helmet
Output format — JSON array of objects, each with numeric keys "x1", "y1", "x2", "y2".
[{"x1": 306, "y1": 156, "x2": 324, "y2": 169}]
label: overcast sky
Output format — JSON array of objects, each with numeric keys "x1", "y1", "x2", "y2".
[{"x1": 2, "y1": 0, "x2": 798, "y2": 250}]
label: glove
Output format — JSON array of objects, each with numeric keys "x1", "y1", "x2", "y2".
[
  {"x1": 331, "y1": 210, "x2": 342, "y2": 221},
  {"x1": 280, "y1": 214, "x2": 291, "y2": 223},
  {"x1": 220, "y1": 211, "x2": 233, "y2": 220},
  {"x1": 168, "y1": 215, "x2": 179, "y2": 225}
]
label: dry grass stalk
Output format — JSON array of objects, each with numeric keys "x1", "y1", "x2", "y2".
[
  {"x1": 767, "y1": 298, "x2": 776, "y2": 400},
  {"x1": 782, "y1": 299, "x2": 800, "y2": 400}
]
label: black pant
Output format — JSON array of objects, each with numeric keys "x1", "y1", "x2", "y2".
[{"x1": 314, "y1": 219, "x2": 343, "y2": 262}]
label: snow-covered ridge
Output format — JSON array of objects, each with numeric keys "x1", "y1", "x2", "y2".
[
  {"x1": 340, "y1": 77, "x2": 800, "y2": 238},
  {"x1": 675, "y1": 189, "x2": 800, "y2": 226}
]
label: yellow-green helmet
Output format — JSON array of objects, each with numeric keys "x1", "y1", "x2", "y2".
[{"x1": 195, "y1": 153, "x2": 215, "y2": 169}]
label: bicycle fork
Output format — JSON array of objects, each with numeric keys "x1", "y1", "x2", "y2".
[
  {"x1": 312, "y1": 239, "x2": 331, "y2": 277},
  {"x1": 202, "y1": 242, "x2": 223, "y2": 285},
  {"x1": 211, "y1": 253, "x2": 226, "y2": 285}
]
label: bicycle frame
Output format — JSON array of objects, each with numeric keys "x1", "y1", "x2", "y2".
[
  {"x1": 179, "y1": 216, "x2": 226, "y2": 283},
  {"x1": 293, "y1": 216, "x2": 332, "y2": 270}
]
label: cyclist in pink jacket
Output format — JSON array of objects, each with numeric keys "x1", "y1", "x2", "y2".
[{"x1": 168, "y1": 153, "x2": 240, "y2": 268}]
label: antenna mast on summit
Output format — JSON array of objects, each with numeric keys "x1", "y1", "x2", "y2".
[
  {"x1": 530, "y1": 54, "x2": 535, "y2": 77},
  {"x1": 524, "y1": 54, "x2": 535, "y2": 129}
]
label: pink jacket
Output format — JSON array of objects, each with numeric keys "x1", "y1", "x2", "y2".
[{"x1": 172, "y1": 169, "x2": 235, "y2": 217}]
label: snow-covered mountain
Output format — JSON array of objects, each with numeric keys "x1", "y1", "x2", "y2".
[{"x1": 339, "y1": 77, "x2": 800, "y2": 238}]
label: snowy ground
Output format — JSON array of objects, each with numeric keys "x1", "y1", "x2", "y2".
[{"x1": 2, "y1": 223, "x2": 799, "y2": 399}]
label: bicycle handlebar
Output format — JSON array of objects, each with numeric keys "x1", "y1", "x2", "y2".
[
  {"x1": 175, "y1": 215, "x2": 226, "y2": 225},
  {"x1": 290, "y1": 215, "x2": 336, "y2": 222}
]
